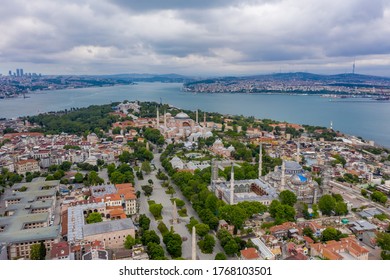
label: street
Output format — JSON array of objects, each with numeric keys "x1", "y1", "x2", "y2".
[{"x1": 135, "y1": 151, "x2": 223, "y2": 259}]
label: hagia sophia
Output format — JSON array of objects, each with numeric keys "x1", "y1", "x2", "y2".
[{"x1": 155, "y1": 108, "x2": 213, "y2": 143}]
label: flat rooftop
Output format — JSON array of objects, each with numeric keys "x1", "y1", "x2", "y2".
[
  {"x1": 83, "y1": 218, "x2": 136, "y2": 237},
  {"x1": 0, "y1": 180, "x2": 60, "y2": 244}
]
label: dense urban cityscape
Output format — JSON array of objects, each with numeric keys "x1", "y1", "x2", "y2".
[{"x1": 0, "y1": 100, "x2": 389, "y2": 260}]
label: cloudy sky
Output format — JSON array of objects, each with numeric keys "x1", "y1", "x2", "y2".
[{"x1": 1, "y1": 0, "x2": 390, "y2": 76}]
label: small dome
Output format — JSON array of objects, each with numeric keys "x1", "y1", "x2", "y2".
[
  {"x1": 290, "y1": 174, "x2": 308, "y2": 185},
  {"x1": 175, "y1": 112, "x2": 190, "y2": 119}
]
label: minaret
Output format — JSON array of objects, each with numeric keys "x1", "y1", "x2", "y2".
[
  {"x1": 258, "y1": 143, "x2": 263, "y2": 179},
  {"x1": 230, "y1": 162, "x2": 235, "y2": 205},
  {"x1": 281, "y1": 160, "x2": 286, "y2": 190},
  {"x1": 156, "y1": 106, "x2": 160, "y2": 128},
  {"x1": 164, "y1": 110, "x2": 167, "y2": 131},
  {"x1": 296, "y1": 141, "x2": 300, "y2": 163},
  {"x1": 192, "y1": 226, "x2": 196, "y2": 260},
  {"x1": 203, "y1": 112, "x2": 206, "y2": 128},
  {"x1": 196, "y1": 109, "x2": 199, "y2": 124},
  {"x1": 330, "y1": 121, "x2": 333, "y2": 130}
]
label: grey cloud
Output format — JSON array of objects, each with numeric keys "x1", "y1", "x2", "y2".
[
  {"x1": 1, "y1": 0, "x2": 390, "y2": 75},
  {"x1": 109, "y1": 0, "x2": 269, "y2": 11}
]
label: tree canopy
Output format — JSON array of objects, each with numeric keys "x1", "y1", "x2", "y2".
[
  {"x1": 86, "y1": 212, "x2": 103, "y2": 224},
  {"x1": 279, "y1": 190, "x2": 297, "y2": 207}
]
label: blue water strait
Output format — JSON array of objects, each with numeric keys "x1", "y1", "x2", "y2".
[{"x1": 1, "y1": 83, "x2": 389, "y2": 148}]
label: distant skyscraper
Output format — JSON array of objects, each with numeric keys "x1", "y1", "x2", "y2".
[
  {"x1": 16, "y1": 69, "x2": 20, "y2": 77},
  {"x1": 8, "y1": 70, "x2": 12, "y2": 76},
  {"x1": 20, "y1": 69, "x2": 24, "y2": 77}
]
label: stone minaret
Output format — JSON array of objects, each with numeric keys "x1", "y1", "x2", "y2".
[
  {"x1": 156, "y1": 106, "x2": 160, "y2": 128},
  {"x1": 196, "y1": 109, "x2": 199, "y2": 124},
  {"x1": 203, "y1": 112, "x2": 206, "y2": 128},
  {"x1": 230, "y1": 162, "x2": 235, "y2": 205},
  {"x1": 281, "y1": 160, "x2": 286, "y2": 190},
  {"x1": 164, "y1": 110, "x2": 167, "y2": 131},
  {"x1": 296, "y1": 141, "x2": 300, "y2": 163},
  {"x1": 192, "y1": 226, "x2": 196, "y2": 260},
  {"x1": 259, "y1": 143, "x2": 263, "y2": 179}
]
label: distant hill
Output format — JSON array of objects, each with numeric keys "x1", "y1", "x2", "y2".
[
  {"x1": 183, "y1": 72, "x2": 390, "y2": 94},
  {"x1": 187, "y1": 72, "x2": 390, "y2": 84},
  {"x1": 97, "y1": 73, "x2": 193, "y2": 83}
]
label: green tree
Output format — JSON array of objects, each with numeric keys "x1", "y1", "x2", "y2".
[
  {"x1": 86, "y1": 212, "x2": 103, "y2": 224},
  {"x1": 334, "y1": 202, "x2": 348, "y2": 216},
  {"x1": 269, "y1": 200, "x2": 296, "y2": 224},
  {"x1": 279, "y1": 190, "x2": 297, "y2": 206},
  {"x1": 74, "y1": 172, "x2": 84, "y2": 183},
  {"x1": 236, "y1": 201, "x2": 267, "y2": 217},
  {"x1": 60, "y1": 161, "x2": 72, "y2": 171},
  {"x1": 198, "y1": 208, "x2": 219, "y2": 230},
  {"x1": 195, "y1": 223, "x2": 210, "y2": 237},
  {"x1": 186, "y1": 217, "x2": 199, "y2": 232},
  {"x1": 371, "y1": 191, "x2": 388, "y2": 204},
  {"x1": 376, "y1": 232, "x2": 390, "y2": 260},
  {"x1": 205, "y1": 194, "x2": 220, "y2": 214},
  {"x1": 141, "y1": 161, "x2": 152, "y2": 174},
  {"x1": 139, "y1": 214, "x2": 151, "y2": 231},
  {"x1": 163, "y1": 231, "x2": 183, "y2": 258},
  {"x1": 149, "y1": 203, "x2": 163, "y2": 219},
  {"x1": 223, "y1": 239, "x2": 240, "y2": 256},
  {"x1": 322, "y1": 227, "x2": 345, "y2": 242},
  {"x1": 318, "y1": 194, "x2": 336, "y2": 216},
  {"x1": 86, "y1": 171, "x2": 104, "y2": 186},
  {"x1": 174, "y1": 198, "x2": 185, "y2": 208},
  {"x1": 166, "y1": 239, "x2": 182, "y2": 258},
  {"x1": 39, "y1": 241, "x2": 46, "y2": 260},
  {"x1": 30, "y1": 244, "x2": 41, "y2": 260},
  {"x1": 215, "y1": 252, "x2": 227, "y2": 260},
  {"x1": 124, "y1": 235, "x2": 136, "y2": 249},
  {"x1": 332, "y1": 193, "x2": 344, "y2": 202},
  {"x1": 157, "y1": 221, "x2": 169, "y2": 235},
  {"x1": 112, "y1": 127, "x2": 121, "y2": 135},
  {"x1": 142, "y1": 185, "x2": 153, "y2": 197},
  {"x1": 219, "y1": 205, "x2": 248, "y2": 230},
  {"x1": 147, "y1": 242, "x2": 166, "y2": 260},
  {"x1": 198, "y1": 234, "x2": 216, "y2": 254},
  {"x1": 361, "y1": 189, "x2": 368, "y2": 197},
  {"x1": 119, "y1": 151, "x2": 132, "y2": 163},
  {"x1": 142, "y1": 230, "x2": 160, "y2": 245}
]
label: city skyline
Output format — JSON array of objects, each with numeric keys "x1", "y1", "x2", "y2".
[{"x1": 1, "y1": 0, "x2": 390, "y2": 76}]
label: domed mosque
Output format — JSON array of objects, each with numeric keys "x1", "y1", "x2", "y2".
[
  {"x1": 155, "y1": 108, "x2": 213, "y2": 144},
  {"x1": 266, "y1": 159, "x2": 320, "y2": 204}
]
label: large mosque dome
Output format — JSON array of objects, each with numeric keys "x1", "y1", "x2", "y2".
[{"x1": 175, "y1": 112, "x2": 191, "y2": 119}]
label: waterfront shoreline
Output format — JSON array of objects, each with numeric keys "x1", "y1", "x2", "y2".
[{"x1": 0, "y1": 82, "x2": 389, "y2": 148}]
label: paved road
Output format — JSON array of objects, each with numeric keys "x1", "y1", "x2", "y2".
[
  {"x1": 135, "y1": 151, "x2": 223, "y2": 259},
  {"x1": 330, "y1": 180, "x2": 390, "y2": 216}
]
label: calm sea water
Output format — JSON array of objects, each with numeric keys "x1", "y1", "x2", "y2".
[{"x1": 1, "y1": 83, "x2": 389, "y2": 148}]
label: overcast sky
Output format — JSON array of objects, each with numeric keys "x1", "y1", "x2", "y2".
[{"x1": 1, "y1": 0, "x2": 390, "y2": 76}]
